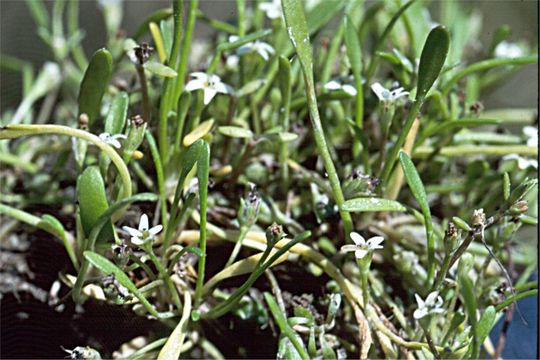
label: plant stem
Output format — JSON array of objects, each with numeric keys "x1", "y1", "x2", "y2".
[
  {"x1": 0, "y1": 124, "x2": 132, "y2": 201},
  {"x1": 147, "y1": 246, "x2": 183, "y2": 311},
  {"x1": 379, "y1": 99, "x2": 422, "y2": 187},
  {"x1": 225, "y1": 225, "x2": 250, "y2": 267},
  {"x1": 441, "y1": 55, "x2": 538, "y2": 95},
  {"x1": 265, "y1": 292, "x2": 309, "y2": 360},
  {"x1": 303, "y1": 73, "x2": 353, "y2": 236}
]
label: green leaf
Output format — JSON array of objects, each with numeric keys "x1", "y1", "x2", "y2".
[
  {"x1": 77, "y1": 166, "x2": 113, "y2": 244},
  {"x1": 39, "y1": 214, "x2": 65, "y2": 239},
  {"x1": 218, "y1": 126, "x2": 254, "y2": 139},
  {"x1": 476, "y1": 306, "x2": 496, "y2": 346},
  {"x1": 452, "y1": 216, "x2": 471, "y2": 232},
  {"x1": 399, "y1": 151, "x2": 435, "y2": 279},
  {"x1": 342, "y1": 197, "x2": 407, "y2": 212},
  {"x1": 25, "y1": 0, "x2": 50, "y2": 28},
  {"x1": 104, "y1": 91, "x2": 129, "y2": 135},
  {"x1": 416, "y1": 26, "x2": 450, "y2": 101},
  {"x1": 236, "y1": 79, "x2": 266, "y2": 98},
  {"x1": 183, "y1": 119, "x2": 214, "y2": 147},
  {"x1": 83, "y1": 251, "x2": 158, "y2": 317},
  {"x1": 78, "y1": 48, "x2": 113, "y2": 128},
  {"x1": 144, "y1": 61, "x2": 178, "y2": 78},
  {"x1": 503, "y1": 172, "x2": 511, "y2": 201},
  {"x1": 158, "y1": 290, "x2": 191, "y2": 360},
  {"x1": 344, "y1": 17, "x2": 362, "y2": 79},
  {"x1": 282, "y1": 0, "x2": 312, "y2": 75}
]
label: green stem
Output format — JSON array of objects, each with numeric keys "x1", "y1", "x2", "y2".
[
  {"x1": 379, "y1": 100, "x2": 422, "y2": 188},
  {"x1": 413, "y1": 144, "x2": 537, "y2": 158},
  {"x1": 495, "y1": 289, "x2": 538, "y2": 312},
  {"x1": 145, "y1": 131, "x2": 167, "y2": 228},
  {"x1": 441, "y1": 55, "x2": 538, "y2": 95},
  {"x1": 0, "y1": 124, "x2": 132, "y2": 200},
  {"x1": 0, "y1": 203, "x2": 78, "y2": 269},
  {"x1": 225, "y1": 225, "x2": 250, "y2": 267},
  {"x1": 303, "y1": 73, "x2": 353, "y2": 236},
  {"x1": 174, "y1": 0, "x2": 198, "y2": 101},
  {"x1": 265, "y1": 292, "x2": 309, "y2": 360},
  {"x1": 147, "y1": 246, "x2": 183, "y2": 311}
]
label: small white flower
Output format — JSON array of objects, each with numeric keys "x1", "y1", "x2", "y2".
[
  {"x1": 523, "y1": 126, "x2": 538, "y2": 147},
  {"x1": 237, "y1": 41, "x2": 275, "y2": 61},
  {"x1": 122, "y1": 214, "x2": 163, "y2": 246},
  {"x1": 340, "y1": 232, "x2": 384, "y2": 259},
  {"x1": 185, "y1": 72, "x2": 233, "y2": 105},
  {"x1": 494, "y1": 41, "x2": 523, "y2": 59},
  {"x1": 503, "y1": 154, "x2": 538, "y2": 170},
  {"x1": 259, "y1": 0, "x2": 282, "y2": 19},
  {"x1": 371, "y1": 82, "x2": 409, "y2": 103},
  {"x1": 98, "y1": 133, "x2": 127, "y2": 149},
  {"x1": 413, "y1": 291, "x2": 444, "y2": 320},
  {"x1": 324, "y1": 77, "x2": 357, "y2": 96}
]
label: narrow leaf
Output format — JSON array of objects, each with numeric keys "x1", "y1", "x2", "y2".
[
  {"x1": 104, "y1": 91, "x2": 129, "y2": 135},
  {"x1": 78, "y1": 48, "x2": 113, "y2": 128},
  {"x1": 476, "y1": 306, "x2": 496, "y2": 345},
  {"x1": 218, "y1": 126, "x2": 253, "y2": 139},
  {"x1": 144, "y1": 61, "x2": 178, "y2": 78},
  {"x1": 416, "y1": 26, "x2": 450, "y2": 101},
  {"x1": 77, "y1": 166, "x2": 113, "y2": 244},
  {"x1": 282, "y1": 0, "x2": 312, "y2": 74},
  {"x1": 183, "y1": 119, "x2": 214, "y2": 147},
  {"x1": 342, "y1": 197, "x2": 407, "y2": 212},
  {"x1": 83, "y1": 251, "x2": 158, "y2": 317},
  {"x1": 399, "y1": 151, "x2": 434, "y2": 278}
]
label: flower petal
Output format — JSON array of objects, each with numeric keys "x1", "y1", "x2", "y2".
[
  {"x1": 413, "y1": 308, "x2": 427, "y2": 320},
  {"x1": 185, "y1": 79, "x2": 204, "y2": 92},
  {"x1": 350, "y1": 232, "x2": 365, "y2": 246},
  {"x1": 130, "y1": 236, "x2": 145, "y2": 245},
  {"x1": 123, "y1": 226, "x2": 142, "y2": 238},
  {"x1": 425, "y1": 291, "x2": 439, "y2": 306},
  {"x1": 342, "y1": 84, "x2": 358, "y2": 96},
  {"x1": 340, "y1": 244, "x2": 357, "y2": 253},
  {"x1": 414, "y1": 293, "x2": 425, "y2": 308},
  {"x1": 214, "y1": 82, "x2": 233, "y2": 95},
  {"x1": 355, "y1": 249, "x2": 368, "y2": 259},
  {"x1": 370, "y1": 82, "x2": 386, "y2": 101},
  {"x1": 203, "y1": 88, "x2": 218, "y2": 105},
  {"x1": 367, "y1": 236, "x2": 384, "y2": 248},
  {"x1": 148, "y1": 225, "x2": 163, "y2": 236},
  {"x1": 139, "y1": 214, "x2": 149, "y2": 231}
]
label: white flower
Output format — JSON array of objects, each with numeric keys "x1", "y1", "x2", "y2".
[
  {"x1": 503, "y1": 154, "x2": 538, "y2": 170},
  {"x1": 413, "y1": 291, "x2": 444, "y2": 319},
  {"x1": 494, "y1": 41, "x2": 523, "y2": 59},
  {"x1": 237, "y1": 41, "x2": 275, "y2": 61},
  {"x1": 185, "y1": 72, "x2": 233, "y2": 105},
  {"x1": 324, "y1": 77, "x2": 357, "y2": 96},
  {"x1": 371, "y1": 82, "x2": 409, "y2": 103},
  {"x1": 340, "y1": 232, "x2": 384, "y2": 259},
  {"x1": 99, "y1": 133, "x2": 127, "y2": 149},
  {"x1": 122, "y1": 214, "x2": 163, "y2": 246},
  {"x1": 523, "y1": 126, "x2": 538, "y2": 147},
  {"x1": 259, "y1": 0, "x2": 282, "y2": 19}
]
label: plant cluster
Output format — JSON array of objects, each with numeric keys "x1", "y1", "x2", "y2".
[{"x1": 0, "y1": 0, "x2": 538, "y2": 359}]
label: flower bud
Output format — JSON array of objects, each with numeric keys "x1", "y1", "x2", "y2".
[
  {"x1": 238, "y1": 186, "x2": 261, "y2": 228},
  {"x1": 444, "y1": 221, "x2": 459, "y2": 253},
  {"x1": 265, "y1": 222, "x2": 285, "y2": 247},
  {"x1": 508, "y1": 200, "x2": 528, "y2": 215}
]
